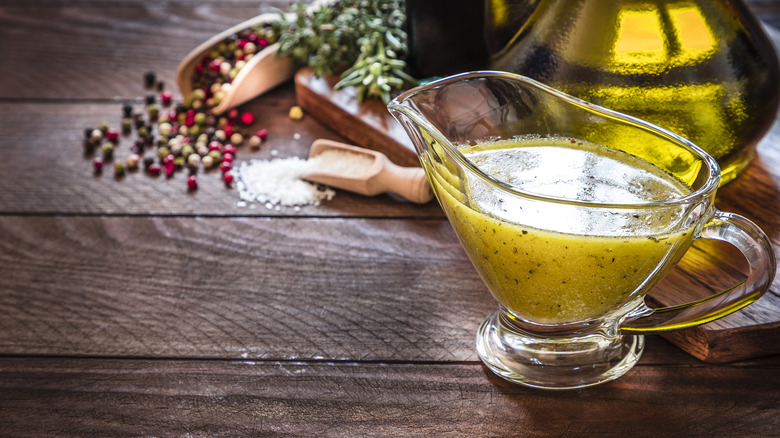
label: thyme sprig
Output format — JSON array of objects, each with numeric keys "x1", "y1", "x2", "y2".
[{"x1": 274, "y1": 0, "x2": 416, "y2": 103}]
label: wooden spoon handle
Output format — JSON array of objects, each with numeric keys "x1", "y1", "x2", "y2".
[{"x1": 375, "y1": 160, "x2": 434, "y2": 204}]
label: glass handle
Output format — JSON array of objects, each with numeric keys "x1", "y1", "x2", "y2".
[{"x1": 621, "y1": 211, "x2": 776, "y2": 332}]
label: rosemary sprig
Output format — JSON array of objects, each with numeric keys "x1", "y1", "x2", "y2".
[{"x1": 274, "y1": 0, "x2": 417, "y2": 103}]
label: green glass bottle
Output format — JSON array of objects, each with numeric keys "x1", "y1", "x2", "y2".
[{"x1": 489, "y1": 0, "x2": 780, "y2": 184}]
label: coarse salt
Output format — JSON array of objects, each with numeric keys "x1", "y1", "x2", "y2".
[
  {"x1": 236, "y1": 156, "x2": 335, "y2": 208},
  {"x1": 235, "y1": 148, "x2": 377, "y2": 209}
]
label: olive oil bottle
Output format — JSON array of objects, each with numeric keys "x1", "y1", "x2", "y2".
[{"x1": 488, "y1": 0, "x2": 780, "y2": 184}]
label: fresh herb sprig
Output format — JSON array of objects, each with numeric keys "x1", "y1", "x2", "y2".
[{"x1": 274, "y1": 0, "x2": 416, "y2": 103}]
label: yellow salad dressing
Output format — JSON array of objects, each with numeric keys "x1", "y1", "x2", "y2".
[{"x1": 427, "y1": 137, "x2": 697, "y2": 323}]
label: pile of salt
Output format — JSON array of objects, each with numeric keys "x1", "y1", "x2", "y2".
[{"x1": 235, "y1": 148, "x2": 375, "y2": 210}]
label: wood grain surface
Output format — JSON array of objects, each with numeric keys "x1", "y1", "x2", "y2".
[{"x1": 0, "y1": 1, "x2": 779, "y2": 436}]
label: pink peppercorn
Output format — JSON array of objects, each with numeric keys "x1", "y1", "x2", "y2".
[
  {"x1": 222, "y1": 153, "x2": 234, "y2": 163},
  {"x1": 147, "y1": 163, "x2": 161, "y2": 175},
  {"x1": 258, "y1": 38, "x2": 268, "y2": 48},
  {"x1": 105, "y1": 129, "x2": 119, "y2": 142},
  {"x1": 220, "y1": 160, "x2": 232, "y2": 173},
  {"x1": 160, "y1": 91, "x2": 173, "y2": 105},
  {"x1": 223, "y1": 171, "x2": 234, "y2": 185},
  {"x1": 187, "y1": 175, "x2": 198, "y2": 190},
  {"x1": 223, "y1": 143, "x2": 237, "y2": 155},
  {"x1": 223, "y1": 126, "x2": 235, "y2": 139},
  {"x1": 227, "y1": 109, "x2": 239, "y2": 120},
  {"x1": 256, "y1": 128, "x2": 268, "y2": 140},
  {"x1": 240, "y1": 112, "x2": 254, "y2": 125},
  {"x1": 208, "y1": 141, "x2": 222, "y2": 152},
  {"x1": 93, "y1": 157, "x2": 104, "y2": 172}
]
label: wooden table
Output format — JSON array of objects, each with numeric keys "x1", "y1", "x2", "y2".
[{"x1": 1, "y1": 1, "x2": 779, "y2": 436}]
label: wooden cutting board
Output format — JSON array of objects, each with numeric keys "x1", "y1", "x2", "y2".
[{"x1": 295, "y1": 66, "x2": 780, "y2": 364}]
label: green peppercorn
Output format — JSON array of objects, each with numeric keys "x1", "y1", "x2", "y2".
[
  {"x1": 208, "y1": 150, "x2": 222, "y2": 162},
  {"x1": 194, "y1": 113, "x2": 207, "y2": 126},
  {"x1": 181, "y1": 145, "x2": 195, "y2": 159},
  {"x1": 157, "y1": 146, "x2": 171, "y2": 159},
  {"x1": 102, "y1": 141, "x2": 115, "y2": 158},
  {"x1": 121, "y1": 118, "x2": 132, "y2": 135},
  {"x1": 137, "y1": 126, "x2": 150, "y2": 139},
  {"x1": 192, "y1": 89, "x2": 206, "y2": 101},
  {"x1": 147, "y1": 104, "x2": 160, "y2": 120},
  {"x1": 114, "y1": 161, "x2": 125, "y2": 176},
  {"x1": 98, "y1": 121, "x2": 109, "y2": 132}
]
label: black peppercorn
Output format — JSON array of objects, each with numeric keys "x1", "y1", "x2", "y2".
[
  {"x1": 122, "y1": 103, "x2": 133, "y2": 118},
  {"x1": 144, "y1": 71, "x2": 156, "y2": 88}
]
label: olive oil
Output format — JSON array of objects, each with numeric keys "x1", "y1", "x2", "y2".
[{"x1": 489, "y1": 0, "x2": 780, "y2": 184}]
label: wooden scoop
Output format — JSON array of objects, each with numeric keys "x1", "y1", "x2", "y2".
[
  {"x1": 303, "y1": 139, "x2": 434, "y2": 204},
  {"x1": 175, "y1": 12, "x2": 296, "y2": 115}
]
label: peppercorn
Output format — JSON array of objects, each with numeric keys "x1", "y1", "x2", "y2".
[
  {"x1": 121, "y1": 118, "x2": 132, "y2": 135},
  {"x1": 256, "y1": 128, "x2": 268, "y2": 140},
  {"x1": 240, "y1": 112, "x2": 255, "y2": 125},
  {"x1": 187, "y1": 175, "x2": 198, "y2": 190},
  {"x1": 160, "y1": 91, "x2": 173, "y2": 106},
  {"x1": 223, "y1": 171, "x2": 234, "y2": 185},
  {"x1": 187, "y1": 153, "x2": 201, "y2": 167},
  {"x1": 144, "y1": 71, "x2": 156, "y2": 88},
  {"x1": 122, "y1": 103, "x2": 133, "y2": 118},
  {"x1": 248, "y1": 135, "x2": 262, "y2": 149},
  {"x1": 230, "y1": 133, "x2": 244, "y2": 145},
  {"x1": 289, "y1": 106, "x2": 304, "y2": 120},
  {"x1": 137, "y1": 126, "x2": 150, "y2": 139},
  {"x1": 143, "y1": 156, "x2": 155, "y2": 170},
  {"x1": 147, "y1": 163, "x2": 161, "y2": 175},
  {"x1": 219, "y1": 160, "x2": 232, "y2": 173},
  {"x1": 90, "y1": 129, "x2": 103, "y2": 142},
  {"x1": 105, "y1": 128, "x2": 119, "y2": 142},
  {"x1": 126, "y1": 154, "x2": 141, "y2": 170},
  {"x1": 147, "y1": 104, "x2": 160, "y2": 120},
  {"x1": 114, "y1": 161, "x2": 125, "y2": 176},
  {"x1": 202, "y1": 155, "x2": 215, "y2": 168},
  {"x1": 157, "y1": 146, "x2": 171, "y2": 159},
  {"x1": 98, "y1": 121, "x2": 110, "y2": 132},
  {"x1": 208, "y1": 150, "x2": 222, "y2": 163},
  {"x1": 102, "y1": 142, "x2": 114, "y2": 159},
  {"x1": 93, "y1": 157, "x2": 104, "y2": 172}
]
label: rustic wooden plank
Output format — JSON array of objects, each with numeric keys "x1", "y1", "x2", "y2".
[
  {"x1": 0, "y1": 356, "x2": 778, "y2": 437},
  {"x1": 0, "y1": 215, "x2": 775, "y2": 363},
  {"x1": 0, "y1": 215, "x2": 489, "y2": 360},
  {"x1": 0, "y1": 3, "x2": 292, "y2": 101},
  {"x1": 0, "y1": 99, "x2": 443, "y2": 217}
]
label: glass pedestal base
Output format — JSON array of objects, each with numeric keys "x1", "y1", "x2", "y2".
[{"x1": 476, "y1": 310, "x2": 644, "y2": 389}]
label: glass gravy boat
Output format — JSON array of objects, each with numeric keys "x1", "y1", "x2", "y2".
[{"x1": 388, "y1": 71, "x2": 775, "y2": 389}]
